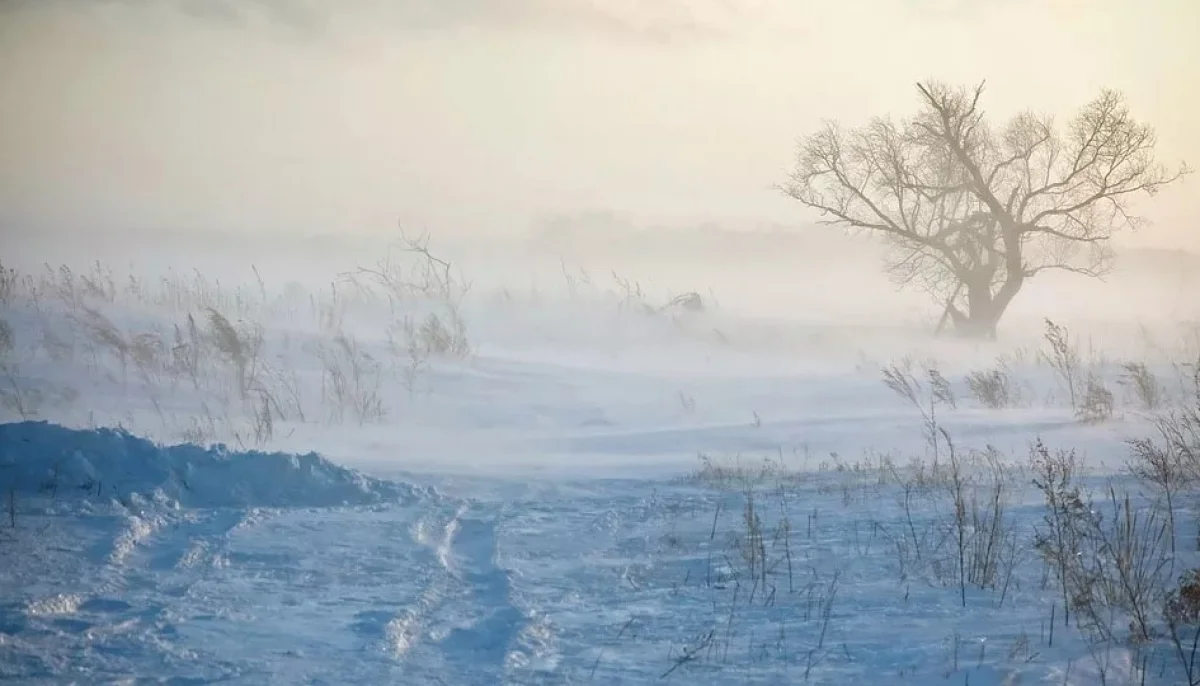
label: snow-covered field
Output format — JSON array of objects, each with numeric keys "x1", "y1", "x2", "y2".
[{"x1": 2, "y1": 243, "x2": 1200, "y2": 684}]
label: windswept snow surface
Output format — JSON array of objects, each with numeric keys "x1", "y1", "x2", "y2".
[
  {"x1": 0, "y1": 430, "x2": 1192, "y2": 685},
  {"x1": 1, "y1": 253, "x2": 1199, "y2": 683}
]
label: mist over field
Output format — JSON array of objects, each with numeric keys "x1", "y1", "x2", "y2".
[
  {"x1": 3, "y1": 2, "x2": 1200, "y2": 684},
  {"x1": 3, "y1": 1, "x2": 1197, "y2": 333}
]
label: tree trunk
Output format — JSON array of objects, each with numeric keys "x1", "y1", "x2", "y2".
[
  {"x1": 943, "y1": 301, "x2": 997, "y2": 339},
  {"x1": 964, "y1": 283, "x2": 999, "y2": 339},
  {"x1": 950, "y1": 279, "x2": 1016, "y2": 339},
  {"x1": 956, "y1": 307, "x2": 1000, "y2": 340}
]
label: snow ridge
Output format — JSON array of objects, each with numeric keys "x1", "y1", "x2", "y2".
[{"x1": 0, "y1": 421, "x2": 420, "y2": 508}]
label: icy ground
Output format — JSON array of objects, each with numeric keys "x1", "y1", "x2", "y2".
[{"x1": 1, "y1": 255, "x2": 1200, "y2": 684}]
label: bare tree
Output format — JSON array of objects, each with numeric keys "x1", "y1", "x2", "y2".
[{"x1": 782, "y1": 81, "x2": 1188, "y2": 338}]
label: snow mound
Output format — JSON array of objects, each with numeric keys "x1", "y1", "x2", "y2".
[{"x1": 0, "y1": 421, "x2": 418, "y2": 508}]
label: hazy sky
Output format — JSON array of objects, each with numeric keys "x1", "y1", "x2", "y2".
[{"x1": 1, "y1": 0, "x2": 1196, "y2": 247}]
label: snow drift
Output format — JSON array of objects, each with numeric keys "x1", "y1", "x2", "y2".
[{"x1": 0, "y1": 421, "x2": 419, "y2": 508}]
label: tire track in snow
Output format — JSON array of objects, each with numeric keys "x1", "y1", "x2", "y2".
[
  {"x1": 364, "y1": 496, "x2": 549, "y2": 684},
  {"x1": 438, "y1": 514, "x2": 528, "y2": 673},
  {"x1": 380, "y1": 501, "x2": 467, "y2": 661},
  {"x1": 399, "y1": 504, "x2": 551, "y2": 684},
  {"x1": 503, "y1": 606, "x2": 562, "y2": 682},
  {"x1": 17, "y1": 503, "x2": 267, "y2": 681},
  {"x1": 100, "y1": 507, "x2": 259, "y2": 596}
]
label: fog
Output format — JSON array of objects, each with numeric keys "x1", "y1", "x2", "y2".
[
  {"x1": 1, "y1": 0, "x2": 1197, "y2": 327},
  {"x1": 6, "y1": 8, "x2": 1200, "y2": 680}
]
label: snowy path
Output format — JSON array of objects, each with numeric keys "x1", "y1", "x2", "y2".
[
  {"x1": 4, "y1": 455, "x2": 1189, "y2": 685},
  {"x1": 1, "y1": 475, "x2": 563, "y2": 684}
]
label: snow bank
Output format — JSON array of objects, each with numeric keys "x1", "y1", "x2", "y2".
[{"x1": 0, "y1": 421, "x2": 418, "y2": 508}]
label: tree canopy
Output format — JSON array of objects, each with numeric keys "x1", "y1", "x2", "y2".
[{"x1": 782, "y1": 81, "x2": 1189, "y2": 338}]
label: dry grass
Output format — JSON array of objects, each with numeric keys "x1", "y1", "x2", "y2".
[
  {"x1": 675, "y1": 350, "x2": 1200, "y2": 683},
  {"x1": 0, "y1": 237, "x2": 476, "y2": 444}
]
